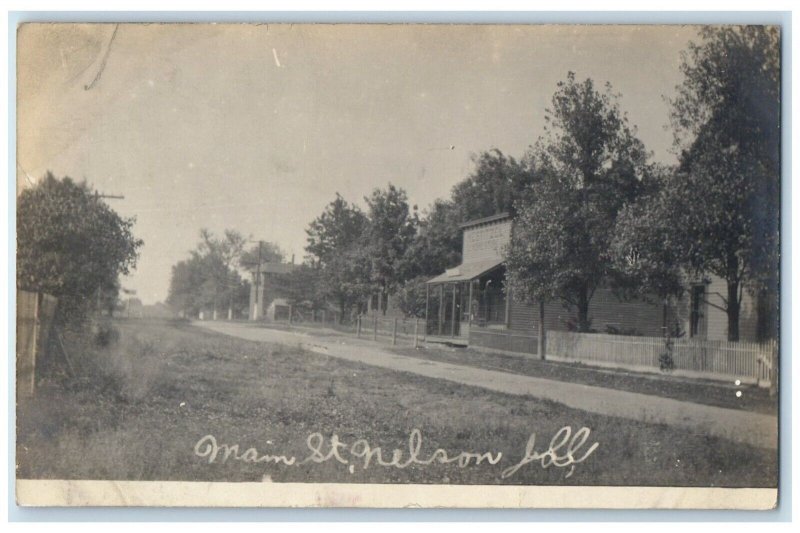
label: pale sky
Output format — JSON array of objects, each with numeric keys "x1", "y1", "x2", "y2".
[{"x1": 17, "y1": 23, "x2": 700, "y2": 304}]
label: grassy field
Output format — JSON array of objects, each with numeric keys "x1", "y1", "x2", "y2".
[{"x1": 17, "y1": 319, "x2": 776, "y2": 487}]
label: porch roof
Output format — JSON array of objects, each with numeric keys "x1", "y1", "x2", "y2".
[{"x1": 426, "y1": 258, "x2": 504, "y2": 284}]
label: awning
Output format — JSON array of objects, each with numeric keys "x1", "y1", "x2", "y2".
[{"x1": 426, "y1": 258, "x2": 505, "y2": 284}]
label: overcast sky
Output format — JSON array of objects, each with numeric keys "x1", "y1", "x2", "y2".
[{"x1": 18, "y1": 23, "x2": 701, "y2": 304}]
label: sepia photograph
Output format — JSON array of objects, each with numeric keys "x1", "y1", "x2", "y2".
[{"x1": 14, "y1": 22, "x2": 781, "y2": 508}]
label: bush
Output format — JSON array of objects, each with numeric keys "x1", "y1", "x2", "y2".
[{"x1": 93, "y1": 320, "x2": 120, "y2": 347}]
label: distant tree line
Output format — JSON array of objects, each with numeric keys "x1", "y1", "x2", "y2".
[{"x1": 166, "y1": 229, "x2": 283, "y2": 319}]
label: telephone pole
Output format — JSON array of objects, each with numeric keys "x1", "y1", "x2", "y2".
[
  {"x1": 90, "y1": 189, "x2": 124, "y2": 315},
  {"x1": 245, "y1": 240, "x2": 266, "y2": 320}
]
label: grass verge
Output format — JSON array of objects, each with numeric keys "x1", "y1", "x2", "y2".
[{"x1": 17, "y1": 319, "x2": 776, "y2": 487}]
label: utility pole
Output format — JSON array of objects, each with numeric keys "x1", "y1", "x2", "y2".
[
  {"x1": 90, "y1": 189, "x2": 124, "y2": 316},
  {"x1": 240, "y1": 240, "x2": 270, "y2": 321},
  {"x1": 252, "y1": 241, "x2": 263, "y2": 320}
]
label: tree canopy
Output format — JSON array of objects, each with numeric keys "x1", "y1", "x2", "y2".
[
  {"x1": 665, "y1": 25, "x2": 780, "y2": 341},
  {"x1": 506, "y1": 73, "x2": 651, "y2": 331},
  {"x1": 450, "y1": 149, "x2": 535, "y2": 221},
  {"x1": 17, "y1": 172, "x2": 143, "y2": 321},
  {"x1": 364, "y1": 184, "x2": 418, "y2": 297}
]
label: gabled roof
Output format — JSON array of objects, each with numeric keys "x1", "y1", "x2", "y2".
[{"x1": 426, "y1": 258, "x2": 505, "y2": 284}]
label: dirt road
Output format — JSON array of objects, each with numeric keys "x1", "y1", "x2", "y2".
[{"x1": 196, "y1": 321, "x2": 778, "y2": 450}]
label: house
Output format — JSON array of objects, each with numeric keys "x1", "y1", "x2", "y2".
[
  {"x1": 425, "y1": 212, "x2": 775, "y2": 356},
  {"x1": 248, "y1": 262, "x2": 297, "y2": 321}
]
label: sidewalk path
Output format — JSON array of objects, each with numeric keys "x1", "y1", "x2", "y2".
[{"x1": 195, "y1": 321, "x2": 777, "y2": 450}]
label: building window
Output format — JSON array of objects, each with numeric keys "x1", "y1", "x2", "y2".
[{"x1": 690, "y1": 284, "x2": 706, "y2": 338}]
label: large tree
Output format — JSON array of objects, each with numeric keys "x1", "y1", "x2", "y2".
[
  {"x1": 668, "y1": 26, "x2": 780, "y2": 341},
  {"x1": 506, "y1": 73, "x2": 651, "y2": 331},
  {"x1": 305, "y1": 193, "x2": 368, "y2": 267},
  {"x1": 364, "y1": 184, "x2": 418, "y2": 313},
  {"x1": 609, "y1": 168, "x2": 687, "y2": 329},
  {"x1": 303, "y1": 193, "x2": 371, "y2": 320},
  {"x1": 17, "y1": 172, "x2": 143, "y2": 322}
]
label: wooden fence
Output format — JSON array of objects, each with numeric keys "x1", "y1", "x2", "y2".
[
  {"x1": 17, "y1": 290, "x2": 58, "y2": 398},
  {"x1": 547, "y1": 330, "x2": 778, "y2": 386},
  {"x1": 355, "y1": 315, "x2": 425, "y2": 347}
]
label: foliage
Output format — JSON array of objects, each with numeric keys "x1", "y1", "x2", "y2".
[
  {"x1": 16, "y1": 172, "x2": 143, "y2": 322},
  {"x1": 403, "y1": 150, "x2": 535, "y2": 281},
  {"x1": 402, "y1": 199, "x2": 463, "y2": 279},
  {"x1": 239, "y1": 241, "x2": 284, "y2": 271},
  {"x1": 276, "y1": 264, "x2": 326, "y2": 310},
  {"x1": 658, "y1": 340, "x2": 676, "y2": 372},
  {"x1": 450, "y1": 149, "x2": 535, "y2": 220},
  {"x1": 166, "y1": 229, "x2": 252, "y2": 318},
  {"x1": 305, "y1": 193, "x2": 368, "y2": 267},
  {"x1": 667, "y1": 26, "x2": 780, "y2": 341},
  {"x1": 506, "y1": 73, "x2": 651, "y2": 331},
  {"x1": 364, "y1": 184, "x2": 418, "y2": 297},
  {"x1": 303, "y1": 194, "x2": 371, "y2": 319},
  {"x1": 609, "y1": 167, "x2": 687, "y2": 300},
  {"x1": 395, "y1": 276, "x2": 430, "y2": 318}
]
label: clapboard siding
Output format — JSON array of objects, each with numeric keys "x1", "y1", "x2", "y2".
[
  {"x1": 508, "y1": 299, "x2": 574, "y2": 333},
  {"x1": 507, "y1": 288, "x2": 689, "y2": 338},
  {"x1": 462, "y1": 219, "x2": 512, "y2": 264}
]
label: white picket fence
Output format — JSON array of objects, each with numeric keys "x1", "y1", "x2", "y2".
[{"x1": 547, "y1": 331, "x2": 777, "y2": 386}]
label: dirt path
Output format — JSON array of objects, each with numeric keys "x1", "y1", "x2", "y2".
[{"x1": 195, "y1": 321, "x2": 778, "y2": 450}]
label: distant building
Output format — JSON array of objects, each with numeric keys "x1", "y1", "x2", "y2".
[
  {"x1": 425, "y1": 212, "x2": 775, "y2": 351},
  {"x1": 248, "y1": 262, "x2": 297, "y2": 321}
]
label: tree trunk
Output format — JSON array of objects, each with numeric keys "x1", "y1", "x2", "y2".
[
  {"x1": 727, "y1": 280, "x2": 741, "y2": 342},
  {"x1": 576, "y1": 286, "x2": 590, "y2": 332}
]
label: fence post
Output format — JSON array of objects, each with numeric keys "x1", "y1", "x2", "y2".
[
  {"x1": 357, "y1": 315, "x2": 362, "y2": 338},
  {"x1": 322, "y1": 310, "x2": 326, "y2": 327},
  {"x1": 769, "y1": 339, "x2": 778, "y2": 398},
  {"x1": 27, "y1": 293, "x2": 40, "y2": 397},
  {"x1": 373, "y1": 315, "x2": 378, "y2": 341},
  {"x1": 414, "y1": 318, "x2": 419, "y2": 348},
  {"x1": 288, "y1": 305, "x2": 293, "y2": 325},
  {"x1": 392, "y1": 318, "x2": 398, "y2": 345}
]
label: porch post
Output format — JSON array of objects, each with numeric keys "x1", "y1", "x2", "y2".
[
  {"x1": 438, "y1": 284, "x2": 444, "y2": 336},
  {"x1": 467, "y1": 280, "x2": 474, "y2": 325}
]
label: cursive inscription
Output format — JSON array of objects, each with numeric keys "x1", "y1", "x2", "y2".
[
  {"x1": 193, "y1": 426, "x2": 599, "y2": 479},
  {"x1": 499, "y1": 426, "x2": 599, "y2": 479}
]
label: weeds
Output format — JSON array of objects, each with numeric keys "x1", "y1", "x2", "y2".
[{"x1": 17, "y1": 319, "x2": 778, "y2": 487}]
